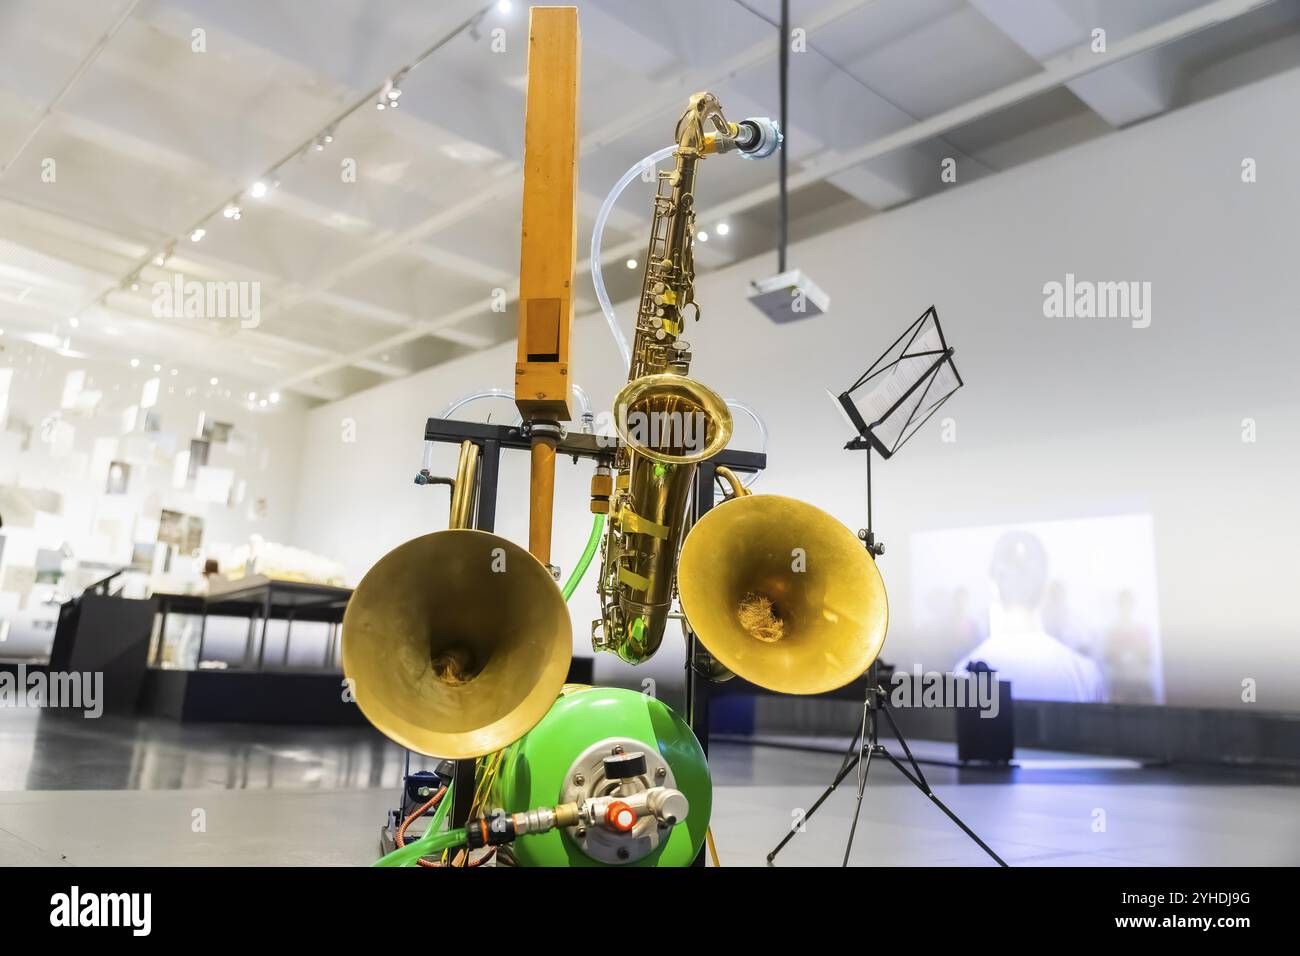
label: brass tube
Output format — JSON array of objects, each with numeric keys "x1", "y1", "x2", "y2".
[
  {"x1": 714, "y1": 465, "x2": 750, "y2": 500},
  {"x1": 528, "y1": 436, "x2": 558, "y2": 563},
  {"x1": 448, "y1": 441, "x2": 480, "y2": 530}
]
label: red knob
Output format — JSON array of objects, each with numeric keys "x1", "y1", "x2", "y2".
[{"x1": 605, "y1": 801, "x2": 637, "y2": 833}]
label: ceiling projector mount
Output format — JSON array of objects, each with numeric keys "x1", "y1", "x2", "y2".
[{"x1": 748, "y1": 0, "x2": 827, "y2": 324}]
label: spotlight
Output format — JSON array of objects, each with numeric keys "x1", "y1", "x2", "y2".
[
  {"x1": 130, "y1": 358, "x2": 140, "y2": 368},
  {"x1": 497, "y1": 0, "x2": 512, "y2": 11},
  {"x1": 153, "y1": 246, "x2": 171, "y2": 267},
  {"x1": 68, "y1": 316, "x2": 79, "y2": 328},
  {"x1": 153, "y1": 364, "x2": 161, "y2": 372},
  {"x1": 210, "y1": 377, "x2": 219, "y2": 386},
  {"x1": 248, "y1": 391, "x2": 257, "y2": 402},
  {"x1": 269, "y1": 392, "x2": 280, "y2": 404},
  {"x1": 378, "y1": 76, "x2": 403, "y2": 109},
  {"x1": 626, "y1": 258, "x2": 638, "y2": 269},
  {"x1": 696, "y1": 230, "x2": 709, "y2": 242},
  {"x1": 190, "y1": 228, "x2": 206, "y2": 242},
  {"x1": 130, "y1": 278, "x2": 141, "y2": 292},
  {"x1": 715, "y1": 222, "x2": 730, "y2": 236},
  {"x1": 170, "y1": 368, "x2": 178, "y2": 376},
  {"x1": 259, "y1": 399, "x2": 268, "y2": 408},
  {"x1": 223, "y1": 203, "x2": 241, "y2": 220},
  {"x1": 250, "y1": 181, "x2": 268, "y2": 199}
]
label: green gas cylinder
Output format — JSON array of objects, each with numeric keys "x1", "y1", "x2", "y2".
[{"x1": 491, "y1": 686, "x2": 711, "y2": 867}]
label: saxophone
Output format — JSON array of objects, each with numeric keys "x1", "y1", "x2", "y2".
[{"x1": 592, "y1": 93, "x2": 780, "y2": 664}]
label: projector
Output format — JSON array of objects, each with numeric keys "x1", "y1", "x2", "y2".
[{"x1": 747, "y1": 269, "x2": 829, "y2": 323}]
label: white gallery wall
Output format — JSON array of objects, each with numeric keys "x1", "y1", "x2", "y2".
[{"x1": 292, "y1": 65, "x2": 1300, "y2": 711}]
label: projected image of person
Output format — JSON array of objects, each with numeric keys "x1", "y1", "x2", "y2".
[
  {"x1": 953, "y1": 531, "x2": 1106, "y2": 702},
  {"x1": 1103, "y1": 589, "x2": 1155, "y2": 704}
]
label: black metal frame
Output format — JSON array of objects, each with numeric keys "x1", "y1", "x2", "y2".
[
  {"x1": 419, "y1": 417, "x2": 766, "y2": 834},
  {"x1": 837, "y1": 305, "x2": 962, "y2": 460}
]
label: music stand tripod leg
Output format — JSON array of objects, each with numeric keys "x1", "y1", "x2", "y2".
[
  {"x1": 876, "y1": 692, "x2": 1009, "y2": 868},
  {"x1": 766, "y1": 698, "x2": 870, "y2": 864},
  {"x1": 841, "y1": 689, "x2": 877, "y2": 867}
]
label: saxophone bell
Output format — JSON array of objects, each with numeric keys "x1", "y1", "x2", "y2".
[{"x1": 593, "y1": 374, "x2": 732, "y2": 664}]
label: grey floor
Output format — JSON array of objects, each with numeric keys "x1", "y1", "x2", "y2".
[{"x1": 1, "y1": 710, "x2": 1296, "y2": 866}]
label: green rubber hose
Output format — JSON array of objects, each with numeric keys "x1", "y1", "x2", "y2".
[
  {"x1": 374, "y1": 782, "x2": 464, "y2": 867},
  {"x1": 562, "y1": 513, "x2": 605, "y2": 601}
]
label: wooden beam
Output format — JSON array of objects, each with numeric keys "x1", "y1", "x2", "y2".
[{"x1": 514, "y1": 6, "x2": 579, "y2": 424}]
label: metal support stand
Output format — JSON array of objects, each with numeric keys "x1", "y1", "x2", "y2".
[
  {"x1": 766, "y1": 664, "x2": 1007, "y2": 868},
  {"x1": 682, "y1": 460, "x2": 722, "y2": 868},
  {"x1": 408, "y1": 418, "x2": 764, "y2": 835},
  {"x1": 766, "y1": 438, "x2": 1004, "y2": 867}
]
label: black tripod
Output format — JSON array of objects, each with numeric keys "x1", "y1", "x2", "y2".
[
  {"x1": 766, "y1": 659, "x2": 1008, "y2": 866},
  {"x1": 775, "y1": 305, "x2": 1001, "y2": 865}
]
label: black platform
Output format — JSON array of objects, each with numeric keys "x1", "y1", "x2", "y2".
[
  {"x1": 136, "y1": 656, "x2": 596, "y2": 724},
  {"x1": 138, "y1": 668, "x2": 366, "y2": 724}
]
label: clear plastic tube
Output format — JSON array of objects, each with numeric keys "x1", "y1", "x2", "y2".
[
  {"x1": 725, "y1": 401, "x2": 768, "y2": 489},
  {"x1": 571, "y1": 382, "x2": 594, "y2": 433},
  {"x1": 438, "y1": 386, "x2": 592, "y2": 425},
  {"x1": 590, "y1": 145, "x2": 677, "y2": 369},
  {"x1": 438, "y1": 388, "x2": 520, "y2": 423}
]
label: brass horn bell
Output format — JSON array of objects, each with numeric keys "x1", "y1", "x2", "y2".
[
  {"x1": 342, "y1": 442, "x2": 572, "y2": 759},
  {"x1": 677, "y1": 493, "x2": 888, "y2": 696}
]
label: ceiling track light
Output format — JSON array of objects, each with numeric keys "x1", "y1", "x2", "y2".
[
  {"x1": 95, "y1": 15, "x2": 492, "y2": 357},
  {"x1": 378, "y1": 73, "x2": 405, "y2": 110}
]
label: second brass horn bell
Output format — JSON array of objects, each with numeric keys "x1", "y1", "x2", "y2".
[
  {"x1": 342, "y1": 443, "x2": 572, "y2": 759},
  {"x1": 677, "y1": 493, "x2": 888, "y2": 696}
]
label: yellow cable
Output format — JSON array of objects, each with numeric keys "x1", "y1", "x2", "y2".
[{"x1": 706, "y1": 828, "x2": 721, "y2": 867}]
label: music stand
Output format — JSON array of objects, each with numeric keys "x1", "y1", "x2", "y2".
[{"x1": 768, "y1": 306, "x2": 1006, "y2": 867}]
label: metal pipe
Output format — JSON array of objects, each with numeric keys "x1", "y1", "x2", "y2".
[
  {"x1": 778, "y1": 0, "x2": 788, "y2": 274},
  {"x1": 528, "y1": 435, "x2": 558, "y2": 564},
  {"x1": 448, "y1": 441, "x2": 480, "y2": 529},
  {"x1": 714, "y1": 465, "x2": 750, "y2": 500}
]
